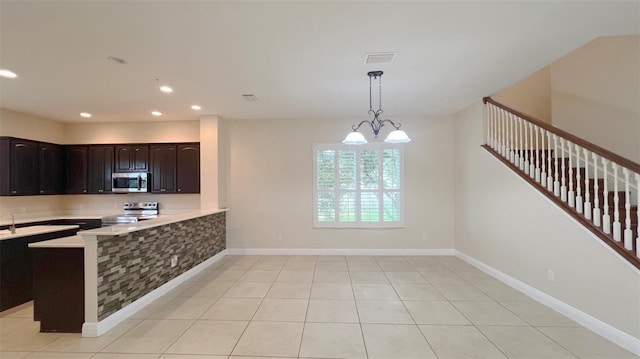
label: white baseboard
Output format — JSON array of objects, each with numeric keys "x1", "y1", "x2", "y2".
[
  {"x1": 455, "y1": 250, "x2": 640, "y2": 356},
  {"x1": 82, "y1": 249, "x2": 227, "y2": 337},
  {"x1": 225, "y1": 248, "x2": 455, "y2": 256}
]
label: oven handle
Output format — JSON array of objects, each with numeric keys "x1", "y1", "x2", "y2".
[{"x1": 137, "y1": 175, "x2": 142, "y2": 191}]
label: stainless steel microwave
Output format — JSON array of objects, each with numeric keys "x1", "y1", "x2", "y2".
[{"x1": 112, "y1": 172, "x2": 149, "y2": 193}]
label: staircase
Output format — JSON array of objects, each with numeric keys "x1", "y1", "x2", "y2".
[{"x1": 483, "y1": 97, "x2": 640, "y2": 269}]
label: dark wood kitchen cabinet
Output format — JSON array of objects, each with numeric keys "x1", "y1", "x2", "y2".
[
  {"x1": 150, "y1": 144, "x2": 177, "y2": 193},
  {"x1": 38, "y1": 142, "x2": 65, "y2": 194},
  {"x1": 88, "y1": 146, "x2": 114, "y2": 193},
  {"x1": 1, "y1": 137, "x2": 64, "y2": 196},
  {"x1": 65, "y1": 146, "x2": 88, "y2": 194},
  {"x1": 115, "y1": 145, "x2": 149, "y2": 172},
  {"x1": 0, "y1": 228, "x2": 79, "y2": 311},
  {"x1": 177, "y1": 143, "x2": 200, "y2": 193},
  {"x1": 0, "y1": 138, "x2": 39, "y2": 195}
]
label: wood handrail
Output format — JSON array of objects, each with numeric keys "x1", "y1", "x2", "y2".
[{"x1": 483, "y1": 97, "x2": 640, "y2": 174}]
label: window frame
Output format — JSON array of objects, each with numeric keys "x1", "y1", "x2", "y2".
[{"x1": 313, "y1": 142, "x2": 405, "y2": 229}]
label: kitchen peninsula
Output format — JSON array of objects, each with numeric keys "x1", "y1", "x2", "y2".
[{"x1": 29, "y1": 209, "x2": 227, "y2": 336}]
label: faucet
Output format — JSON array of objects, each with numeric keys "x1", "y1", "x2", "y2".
[{"x1": 1, "y1": 213, "x2": 16, "y2": 234}]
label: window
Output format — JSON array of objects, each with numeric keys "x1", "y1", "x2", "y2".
[{"x1": 313, "y1": 143, "x2": 404, "y2": 228}]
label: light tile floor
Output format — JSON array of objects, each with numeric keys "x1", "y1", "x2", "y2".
[{"x1": 0, "y1": 255, "x2": 638, "y2": 359}]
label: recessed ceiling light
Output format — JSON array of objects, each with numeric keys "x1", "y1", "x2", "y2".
[
  {"x1": 160, "y1": 86, "x2": 173, "y2": 93},
  {"x1": 191, "y1": 105, "x2": 201, "y2": 110},
  {"x1": 151, "y1": 111, "x2": 162, "y2": 116},
  {"x1": 0, "y1": 69, "x2": 18, "y2": 78},
  {"x1": 80, "y1": 112, "x2": 92, "y2": 118}
]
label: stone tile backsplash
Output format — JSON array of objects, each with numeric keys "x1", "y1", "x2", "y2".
[{"x1": 96, "y1": 212, "x2": 225, "y2": 320}]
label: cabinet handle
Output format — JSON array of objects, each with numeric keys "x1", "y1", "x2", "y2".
[
  {"x1": 98, "y1": 189, "x2": 103, "y2": 193},
  {"x1": 83, "y1": 190, "x2": 87, "y2": 193},
  {"x1": 12, "y1": 190, "x2": 16, "y2": 194},
  {"x1": 40, "y1": 190, "x2": 44, "y2": 193},
  {"x1": 178, "y1": 188, "x2": 181, "y2": 192}
]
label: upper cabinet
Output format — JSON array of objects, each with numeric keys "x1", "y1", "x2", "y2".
[
  {"x1": 0, "y1": 138, "x2": 39, "y2": 195},
  {"x1": 177, "y1": 144, "x2": 200, "y2": 193},
  {"x1": 38, "y1": 143, "x2": 65, "y2": 195},
  {"x1": 1, "y1": 137, "x2": 199, "y2": 196},
  {"x1": 1, "y1": 138, "x2": 65, "y2": 196},
  {"x1": 115, "y1": 145, "x2": 148, "y2": 172},
  {"x1": 88, "y1": 146, "x2": 114, "y2": 194},
  {"x1": 150, "y1": 145, "x2": 177, "y2": 193},
  {"x1": 65, "y1": 146, "x2": 88, "y2": 194}
]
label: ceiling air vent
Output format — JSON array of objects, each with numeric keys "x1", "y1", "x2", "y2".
[
  {"x1": 242, "y1": 94, "x2": 259, "y2": 102},
  {"x1": 364, "y1": 52, "x2": 396, "y2": 64}
]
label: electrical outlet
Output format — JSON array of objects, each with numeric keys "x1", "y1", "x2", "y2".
[
  {"x1": 422, "y1": 233, "x2": 428, "y2": 241},
  {"x1": 276, "y1": 233, "x2": 283, "y2": 241},
  {"x1": 547, "y1": 270, "x2": 555, "y2": 282},
  {"x1": 171, "y1": 255, "x2": 178, "y2": 268}
]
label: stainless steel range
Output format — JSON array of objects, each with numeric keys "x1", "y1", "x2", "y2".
[{"x1": 101, "y1": 202, "x2": 159, "y2": 226}]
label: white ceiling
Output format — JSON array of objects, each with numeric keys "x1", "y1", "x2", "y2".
[{"x1": 1, "y1": 1, "x2": 638, "y2": 123}]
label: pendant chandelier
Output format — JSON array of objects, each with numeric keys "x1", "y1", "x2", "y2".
[{"x1": 343, "y1": 71, "x2": 411, "y2": 145}]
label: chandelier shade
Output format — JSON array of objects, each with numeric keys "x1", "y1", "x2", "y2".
[
  {"x1": 343, "y1": 71, "x2": 410, "y2": 145},
  {"x1": 343, "y1": 131, "x2": 368, "y2": 145}
]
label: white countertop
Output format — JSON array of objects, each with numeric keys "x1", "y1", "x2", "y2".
[
  {"x1": 29, "y1": 235, "x2": 84, "y2": 248},
  {"x1": 79, "y1": 208, "x2": 228, "y2": 237},
  {"x1": 0, "y1": 225, "x2": 80, "y2": 241}
]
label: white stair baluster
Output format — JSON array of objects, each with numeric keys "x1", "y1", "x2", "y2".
[
  {"x1": 529, "y1": 123, "x2": 535, "y2": 177},
  {"x1": 509, "y1": 114, "x2": 515, "y2": 163},
  {"x1": 560, "y1": 139, "x2": 567, "y2": 202},
  {"x1": 567, "y1": 142, "x2": 575, "y2": 207},
  {"x1": 593, "y1": 153, "x2": 601, "y2": 226},
  {"x1": 501, "y1": 109, "x2": 507, "y2": 157},
  {"x1": 623, "y1": 168, "x2": 632, "y2": 250},
  {"x1": 484, "y1": 105, "x2": 491, "y2": 146},
  {"x1": 612, "y1": 163, "x2": 621, "y2": 242},
  {"x1": 491, "y1": 105, "x2": 497, "y2": 150},
  {"x1": 575, "y1": 145, "x2": 583, "y2": 213},
  {"x1": 516, "y1": 117, "x2": 523, "y2": 169},
  {"x1": 603, "y1": 158, "x2": 611, "y2": 234},
  {"x1": 504, "y1": 111, "x2": 513, "y2": 160},
  {"x1": 523, "y1": 119, "x2": 529, "y2": 174},
  {"x1": 541, "y1": 129, "x2": 547, "y2": 187},
  {"x1": 547, "y1": 131, "x2": 553, "y2": 192},
  {"x1": 498, "y1": 109, "x2": 506, "y2": 157},
  {"x1": 535, "y1": 126, "x2": 541, "y2": 182},
  {"x1": 636, "y1": 173, "x2": 640, "y2": 258},
  {"x1": 583, "y1": 148, "x2": 591, "y2": 220},
  {"x1": 553, "y1": 135, "x2": 560, "y2": 196}
]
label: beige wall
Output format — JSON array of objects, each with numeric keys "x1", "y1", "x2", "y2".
[
  {"x1": 225, "y1": 116, "x2": 455, "y2": 250},
  {"x1": 0, "y1": 108, "x2": 66, "y2": 143},
  {"x1": 493, "y1": 66, "x2": 552, "y2": 123},
  {"x1": 454, "y1": 100, "x2": 640, "y2": 340},
  {"x1": 550, "y1": 35, "x2": 640, "y2": 162},
  {"x1": 63, "y1": 120, "x2": 199, "y2": 144}
]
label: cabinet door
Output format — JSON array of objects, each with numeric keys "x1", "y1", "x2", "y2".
[
  {"x1": 65, "y1": 146, "x2": 88, "y2": 194},
  {"x1": 88, "y1": 146, "x2": 114, "y2": 193},
  {"x1": 177, "y1": 144, "x2": 200, "y2": 193},
  {"x1": 114, "y1": 146, "x2": 132, "y2": 172},
  {"x1": 131, "y1": 145, "x2": 149, "y2": 172},
  {"x1": 150, "y1": 145, "x2": 176, "y2": 193},
  {"x1": 114, "y1": 145, "x2": 148, "y2": 172},
  {"x1": 10, "y1": 139, "x2": 39, "y2": 195},
  {"x1": 38, "y1": 143, "x2": 64, "y2": 194}
]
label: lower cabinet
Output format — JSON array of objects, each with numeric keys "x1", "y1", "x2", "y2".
[
  {"x1": 32, "y1": 247, "x2": 84, "y2": 332},
  {"x1": 0, "y1": 228, "x2": 79, "y2": 311}
]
